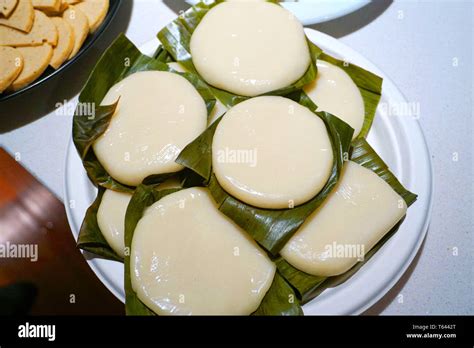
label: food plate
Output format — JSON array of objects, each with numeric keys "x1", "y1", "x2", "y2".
[
  {"x1": 0, "y1": 0, "x2": 122, "y2": 102},
  {"x1": 64, "y1": 29, "x2": 433, "y2": 315},
  {"x1": 185, "y1": 0, "x2": 371, "y2": 26}
]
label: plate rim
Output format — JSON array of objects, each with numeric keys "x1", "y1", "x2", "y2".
[
  {"x1": 63, "y1": 30, "x2": 434, "y2": 315},
  {"x1": 184, "y1": 0, "x2": 371, "y2": 26},
  {"x1": 302, "y1": 29, "x2": 434, "y2": 315}
]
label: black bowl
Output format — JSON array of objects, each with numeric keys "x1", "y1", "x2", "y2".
[{"x1": 0, "y1": 0, "x2": 122, "y2": 102}]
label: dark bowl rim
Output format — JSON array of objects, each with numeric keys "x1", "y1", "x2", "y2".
[{"x1": 0, "y1": 0, "x2": 123, "y2": 102}]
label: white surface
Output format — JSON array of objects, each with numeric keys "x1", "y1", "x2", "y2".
[
  {"x1": 185, "y1": 0, "x2": 371, "y2": 26},
  {"x1": 0, "y1": 0, "x2": 472, "y2": 315},
  {"x1": 64, "y1": 32, "x2": 433, "y2": 315}
]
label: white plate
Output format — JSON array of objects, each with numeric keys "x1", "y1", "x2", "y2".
[
  {"x1": 185, "y1": 0, "x2": 371, "y2": 26},
  {"x1": 64, "y1": 30, "x2": 434, "y2": 315}
]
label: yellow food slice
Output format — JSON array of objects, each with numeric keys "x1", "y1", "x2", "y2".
[
  {"x1": 38, "y1": 0, "x2": 78, "y2": 15},
  {"x1": 75, "y1": 0, "x2": 107, "y2": 33},
  {"x1": 49, "y1": 16, "x2": 73, "y2": 68},
  {"x1": 32, "y1": 0, "x2": 60, "y2": 11},
  {"x1": 0, "y1": 10, "x2": 58, "y2": 46},
  {"x1": 63, "y1": 5, "x2": 88, "y2": 59},
  {"x1": 9, "y1": 44, "x2": 52, "y2": 91},
  {"x1": 0, "y1": 0, "x2": 18, "y2": 17},
  {"x1": 59, "y1": 0, "x2": 80, "y2": 11},
  {"x1": 0, "y1": 46, "x2": 23, "y2": 93},
  {"x1": 0, "y1": 0, "x2": 34, "y2": 32},
  {"x1": 62, "y1": 0, "x2": 81, "y2": 10}
]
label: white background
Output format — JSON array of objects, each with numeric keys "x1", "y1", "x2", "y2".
[{"x1": 0, "y1": 0, "x2": 472, "y2": 314}]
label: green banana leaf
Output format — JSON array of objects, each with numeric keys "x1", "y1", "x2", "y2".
[
  {"x1": 275, "y1": 138, "x2": 417, "y2": 304},
  {"x1": 124, "y1": 184, "x2": 302, "y2": 316},
  {"x1": 72, "y1": 33, "x2": 216, "y2": 193},
  {"x1": 317, "y1": 53, "x2": 383, "y2": 139},
  {"x1": 157, "y1": 0, "x2": 323, "y2": 108},
  {"x1": 76, "y1": 187, "x2": 124, "y2": 262},
  {"x1": 274, "y1": 258, "x2": 326, "y2": 304},
  {"x1": 176, "y1": 91, "x2": 354, "y2": 255},
  {"x1": 351, "y1": 138, "x2": 417, "y2": 206},
  {"x1": 252, "y1": 273, "x2": 303, "y2": 316},
  {"x1": 154, "y1": 45, "x2": 174, "y2": 62}
]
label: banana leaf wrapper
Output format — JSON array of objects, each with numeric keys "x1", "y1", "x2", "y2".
[
  {"x1": 124, "y1": 184, "x2": 303, "y2": 316},
  {"x1": 275, "y1": 138, "x2": 418, "y2": 304},
  {"x1": 72, "y1": 33, "x2": 216, "y2": 194},
  {"x1": 157, "y1": 0, "x2": 382, "y2": 140},
  {"x1": 74, "y1": 34, "x2": 215, "y2": 259},
  {"x1": 76, "y1": 187, "x2": 124, "y2": 262},
  {"x1": 77, "y1": 171, "x2": 191, "y2": 261},
  {"x1": 176, "y1": 91, "x2": 355, "y2": 255},
  {"x1": 316, "y1": 53, "x2": 383, "y2": 140},
  {"x1": 157, "y1": 0, "x2": 323, "y2": 108}
]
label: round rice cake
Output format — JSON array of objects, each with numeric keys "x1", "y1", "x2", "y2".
[
  {"x1": 130, "y1": 187, "x2": 276, "y2": 315},
  {"x1": 190, "y1": 1, "x2": 310, "y2": 97},
  {"x1": 212, "y1": 96, "x2": 334, "y2": 209},
  {"x1": 93, "y1": 71, "x2": 208, "y2": 186}
]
